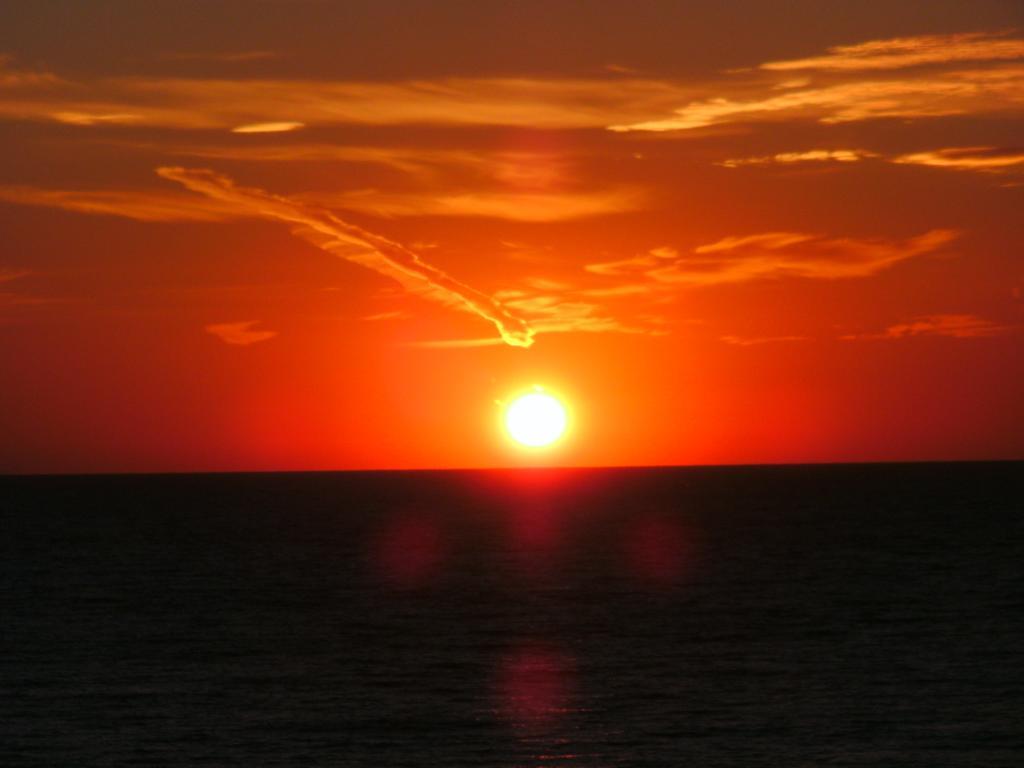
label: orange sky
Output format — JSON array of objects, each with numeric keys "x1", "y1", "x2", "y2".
[{"x1": 1, "y1": 1, "x2": 1022, "y2": 473}]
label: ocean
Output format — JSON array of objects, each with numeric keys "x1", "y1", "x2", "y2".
[{"x1": 2, "y1": 463, "x2": 1022, "y2": 766}]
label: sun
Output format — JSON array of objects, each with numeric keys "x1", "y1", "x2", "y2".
[{"x1": 503, "y1": 388, "x2": 568, "y2": 448}]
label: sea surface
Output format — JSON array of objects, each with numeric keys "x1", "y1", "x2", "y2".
[{"x1": 2, "y1": 463, "x2": 1022, "y2": 767}]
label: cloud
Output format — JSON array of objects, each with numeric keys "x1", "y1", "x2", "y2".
[
  {"x1": 50, "y1": 112, "x2": 144, "y2": 126},
  {"x1": 308, "y1": 187, "x2": 643, "y2": 221},
  {"x1": 150, "y1": 142, "x2": 492, "y2": 172},
  {"x1": 586, "y1": 230, "x2": 959, "y2": 285},
  {"x1": 761, "y1": 31, "x2": 1024, "y2": 72},
  {"x1": 845, "y1": 314, "x2": 1015, "y2": 340},
  {"x1": 205, "y1": 321, "x2": 278, "y2": 345},
  {"x1": 158, "y1": 167, "x2": 535, "y2": 347},
  {"x1": 491, "y1": 285, "x2": 664, "y2": 337},
  {"x1": 0, "y1": 58, "x2": 62, "y2": 88},
  {"x1": 609, "y1": 71, "x2": 1024, "y2": 131},
  {"x1": 231, "y1": 121, "x2": 304, "y2": 133},
  {"x1": 501, "y1": 293, "x2": 629, "y2": 335},
  {"x1": 719, "y1": 149, "x2": 876, "y2": 167},
  {"x1": 0, "y1": 185, "x2": 246, "y2": 222},
  {"x1": 0, "y1": 177, "x2": 638, "y2": 226},
  {"x1": 0, "y1": 268, "x2": 45, "y2": 313},
  {"x1": 893, "y1": 146, "x2": 1024, "y2": 173},
  {"x1": 389, "y1": 271, "x2": 665, "y2": 343},
  {"x1": 609, "y1": 32, "x2": 1024, "y2": 133},
  {"x1": 0, "y1": 268, "x2": 69, "y2": 307},
  {"x1": 161, "y1": 50, "x2": 282, "y2": 63},
  {"x1": 405, "y1": 337, "x2": 505, "y2": 349},
  {"x1": 579, "y1": 282, "x2": 662, "y2": 298},
  {"x1": 0, "y1": 268, "x2": 30, "y2": 284},
  {"x1": 403, "y1": 287, "x2": 661, "y2": 344},
  {"x1": 0, "y1": 68, "x2": 689, "y2": 130},
  {"x1": 362, "y1": 310, "x2": 412, "y2": 322},
  {"x1": 4, "y1": 34, "x2": 1019, "y2": 135},
  {"x1": 585, "y1": 244, "x2": 681, "y2": 277},
  {"x1": 719, "y1": 145, "x2": 1024, "y2": 177},
  {"x1": 137, "y1": 141, "x2": 574, "y2": 185},
  {"x1": 719, "y1": 334, "x2": 808, "y2": 346}
]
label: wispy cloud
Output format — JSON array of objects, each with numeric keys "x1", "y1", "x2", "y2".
[
  {"x1": 149, "y1": 142, "x2": 489, "y2": 170},
  {"x1": 604, "y1": 64, "x2": 640, "y2": 75},
  {"x1": 587, "y1": 230, "x2": 959, "y2": 285},
  {"x1": 0, "y1": 177, "x2": 636, "y2": 224},
  {"x1": 3, "y1": 34, "x2": 1019, "y2": 135},
  {"x1": 719, "y1": 144, "x2": 1024, "y2": 177},
  {"x1": 230, "y1": 121, "x2": 304, "y2": 134},
  {"x1": 137, "y1": 142, "x2": 576, "y2": 187},
  {"x1": 0, "y1": 269, "x2": 66, "y2": 314},
  {"x1": 579, "y1": 282, "x2": 661, "y2": 298},
  {"x1": 719, "y1": 334, "x2": 808, "y2": 346},
  {"x1": 500, "y1": 293, "x2": 637, "y2": 335},
  {"x1": 386, "y1": 274, "x2": 663, "y2": 344},
  {"x1": 610, "y1": 32, "x2": 1024, "y2": 133},
  {"x1": 159, "y1": 167, "x2": 535, "y2": 347},
  {"x1": 491, "y1": 285, "x2": 665, "y2": 337},
  {"x1": 161, "y1": 50, "x2": 282, "y2": 63},
  {"x1": 761, "y1": 31, "x2": 1024, "y2": 72},
  {"x1": 362, "y1": 310, "x2": 412, "y2": 322},
  {"x1": 0, "y1": 185, "x2": 246, "y2": 222},
  {"x1": 0, "y1": 68, "x2": 688, "y2": 130},
  {"x1": 844, "y1": 314, "x2": 1015, "y2": 340},
  {"x1": 0, "y1": 58, "x2": 62, "y2": 88},
  {"x1": 719, "y1": 149, "x2": 876, "y2": 167},
  {"x1": 893, "y1": 146, "x2": 1024, "y2": 173},
  {"x1": 586, "y1": 245, "x2": 681, "y2": 277},
  {"x1": 205, "y1": 320, "x2": 278, "y2": 345},
  {"x1": 610, "y1": 72, "x2": 1024, "y2": 131},
  {"x1": 50, "y1": 111, "x2": 144, "y2": 126},
  {"x1": 0, "y1": 268, "x2": 30, "y2": 284},
  {"x1": 134, "y1": 142, "x2": 595, "y2": 201},
  {"x1": 379, "y1": 267, "x2": 656, "y2": 342},
  {"x1": 309, "y1": 187, "x2": 643, "y2": 221},
  {"x1": 405, "y1": 337, "x2": 505, "y2": 349}
]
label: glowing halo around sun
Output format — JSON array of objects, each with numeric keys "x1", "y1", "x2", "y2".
[{"x1": 503, "y1": 388, "x2": 568, "y2": 448}]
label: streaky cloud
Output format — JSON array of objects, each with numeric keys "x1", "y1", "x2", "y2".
[
  {"x1": 0, "y1": 185, "x2": 243, "y2": 222},
  {"x1": 609, "y1": 32, "x2": 1024, "y2": 133},
  {"x1": 51, "y1": 111, "x2": 142, "y2": 126},
  {"x1": 231, "y1": 121, "x2": 304, "y2": 133},
  {"x1": 0, "y1": 268, "x2": 31, "y2": 284},
  {"x1": 205, "y1": 320, "x2": 277, "y2": 346},
  {"x1": 609, "y1": 73, "x2": 1024, "y2": 132},
  {"x1": 405, "y1": 338, "x2": 506, "y2": 349},
  {"x1": 158, "y1": 167, "x2": 535, "y2": 348},
  {"x1": 719, "y1": 334, "x2": 807, "y2": 346},
  {"x1": 493, "y1": 288, "x2": 663, "y2": 336},
  {"x1": 893, "y1": 146, "x2": 1024, "y2": 173},
  {"x1": 762, "y1": 31, "x2": 1024, "y2": 72},
  {"x1": 307, "y1": 187, "x2": 643, "y2": 222},
  {"x1": 719, "y1": 145, "x2": 1024, "y2": 177},
  {"x1": 843, "y1": 314, "x2": 1015, "y2": 340},
  {"x1": 4, "y1": 36, "x2": 1020, "y2": 135},
  {"x1": 587, "y1": 230, "x2": 960, "y2": 285},
  {"x1": 719, "y1": 149, "x2": 876, "y2": 167},
  {"x1": 161, "y1": 50, "x2": 281, "y2": 63},
  {"x1": 0, "y1": 69, "x2": 687, "y2": 130}
]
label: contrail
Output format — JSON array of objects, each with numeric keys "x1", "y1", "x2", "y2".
[{"x1": 156, "y1": 167, "x2": 535, "y2": 348}]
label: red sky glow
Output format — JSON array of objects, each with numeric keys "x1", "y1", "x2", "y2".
[{"x1": 1, "y1": 1, "x2": 1022, "y2": 473}]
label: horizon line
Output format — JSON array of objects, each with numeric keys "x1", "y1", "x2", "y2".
[{"x1": 2, "y1": 457, "x2": 1022, "y2": 480}]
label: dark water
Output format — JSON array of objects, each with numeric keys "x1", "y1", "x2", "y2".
[{"x1": 2, "y1": 463, "x2": 1022, "y2": 767}]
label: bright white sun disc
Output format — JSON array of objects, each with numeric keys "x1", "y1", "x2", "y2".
[{"x1": 504, "y1": 391, "x2": 567, "y2": 447}]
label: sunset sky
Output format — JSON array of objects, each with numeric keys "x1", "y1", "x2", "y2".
[{"x1": 1, "y1": 0, "x2": 1022, "y2": 473}]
